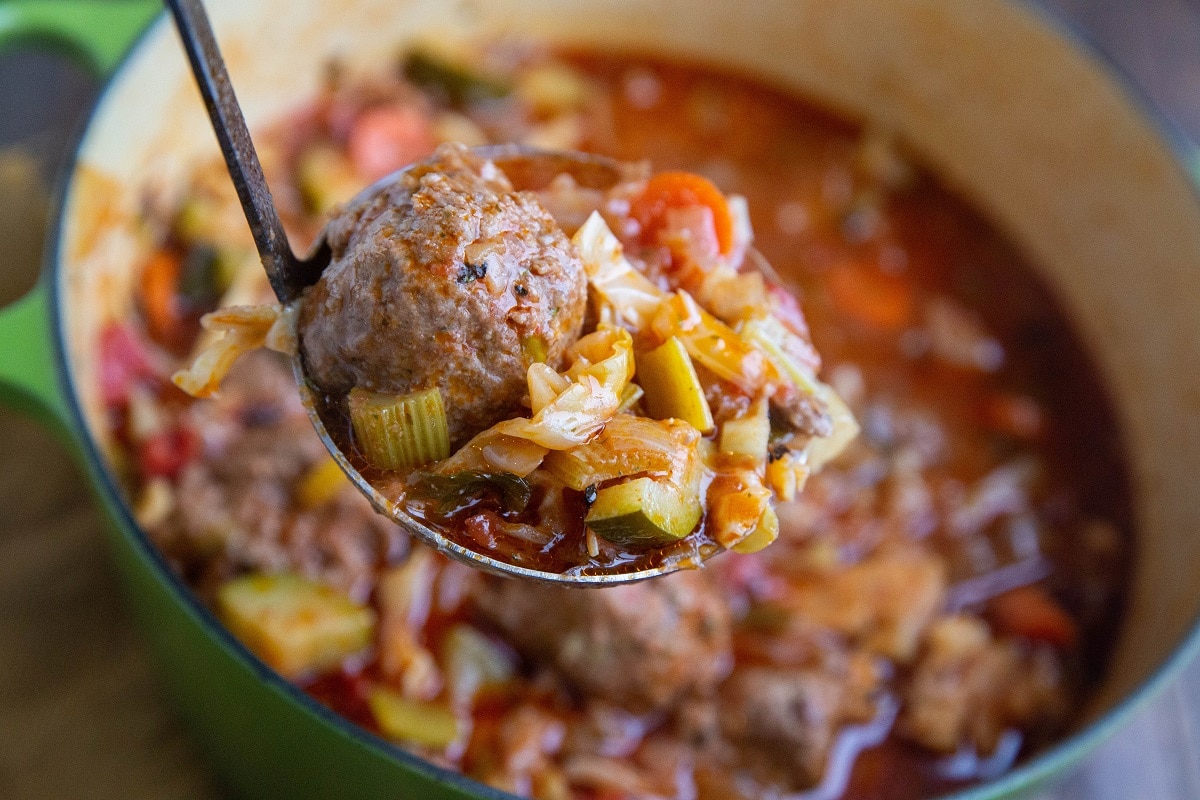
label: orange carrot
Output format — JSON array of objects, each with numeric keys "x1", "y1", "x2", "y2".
[
  {"x1": 989, "y1": 585, "x2": 1078, "y2": 650},
  {"x1": 630, "y1": 171, "x2": 735, "y2": 255},
  {"x1": 139, "y1": 251, "x2": 183, "y2": 346},
  {"x1": 827, "y1": 262, "x2": 914, "y2": 331}
]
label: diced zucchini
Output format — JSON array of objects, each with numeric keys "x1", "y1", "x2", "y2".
[
  {"x1": 732, "y1": 505, "x2": 779, "y2": 554},
  {"x1": 586, "y1": 470, "x2": 702, "y2": 548},
  {"x1": 216, "y1": 573, "x2": 375, "y2": 679},
  {"x1": 368, "y1": 687, "x2": 460, "y2": 749},
  {"x1": 295, "y1": 456, "x2": 350, "y2": 509},
  {"x1": 542, "y1": 414, "x2": 697, "y2": 491},
  {"x1": 637, "y1": 336, "x2": 714, "y2": 433},
  {"x1": 349, "y1": 386, "x2": 451, "y2": 471},
  {"x1": 719, "y1": 396, "x2": 769, "y2": 462}
]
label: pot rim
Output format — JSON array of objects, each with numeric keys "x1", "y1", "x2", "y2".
[{"x1": 41, "y1": 2, "x2": 1200, "y2": 797}]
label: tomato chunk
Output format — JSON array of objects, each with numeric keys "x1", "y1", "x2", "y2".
[
  {"x1": 988, "y1": 585, "x2": 1078, "y2": 650},
  {"x1": 348, "y1": 105, "x2": 436, "y2": 181},
  {"x1": 99, "y1": 323, "x2": 154, "y2": 408},
  {"x1": 138, "y1": 426, "x2": 200, "y2": 481}
]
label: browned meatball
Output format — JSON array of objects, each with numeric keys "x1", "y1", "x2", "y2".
[
  {"x1": 298, "y1": 143, "x2": 587, "y2": 445},
  {"x1": 473, "y1": 571, "x2": 733, "y2": 714}
]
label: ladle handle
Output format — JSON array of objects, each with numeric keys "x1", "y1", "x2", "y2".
[{"x1": 164, "y1": 0, "x2": 303, "y2": 303}]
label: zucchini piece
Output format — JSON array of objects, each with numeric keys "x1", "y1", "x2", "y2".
[
  {"x1": 719, "y1": 396, "x2": 769, "y2": 463},
  {"x1": 349, "y1": 386, "x2": 451, "y2": 471},
  {"x1": 586, "y1": 469, "x2": 702, "y2": 547},
  {"x1": 637, "y1": 336, "x2": 715, "y2": 433},
  {"x1": 732, "y1": 505, "x2": 779, "y2": 554},
  {"x1": 216, "y1": 573, "x2": 375, "y2": 679},
  {"x1": 368, "y1": 687, "x2": 460, "y2": 749}
]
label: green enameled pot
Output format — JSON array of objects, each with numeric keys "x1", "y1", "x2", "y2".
[{"x1": 2, "y1": 0, "x2": 1200, "y2": 797}]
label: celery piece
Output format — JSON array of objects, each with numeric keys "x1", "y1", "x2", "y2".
[
  {"x1": 368, "y1": 687, "x2": 460, "y2": 749},
  {"x1": 637, "y1": 336, "x2": 715, "y2": 433},
  {"x1": 732, "y1": 505, "x2": 780, "y2": 554},
  {"x1": 216, "y1": 573, "x2": 375, "y2": 679},
  {"x1": 586, "y1": 472, "x2": 702, "y2": 547},
  {"x1": 719, "y1": 397, "x2": 769, "y2": 463},
  {"x1": 349, "y1": 386, "x2": 451, "y2": 472}
]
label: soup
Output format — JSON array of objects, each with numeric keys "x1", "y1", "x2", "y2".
[{"x1": 100, "y1": 44, "x2": 1131, "y2": 799}]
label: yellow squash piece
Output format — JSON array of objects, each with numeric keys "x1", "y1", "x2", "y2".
[
  {"x1": 295, "y1": 456, "x2": 350, "y2": 509},
  {"x1": 637, "y1": 336, "x2": 715, "y2": 434},
  {"x1": 719, "y1": 396, "x2": 769, "y2": 463},
  {"x1": 216, "y1": 573, "x2": 375, "y2": 679},
  {"x1": 348, "y1": 386, "x2": 451, "y2": 471},
  {"x1": 368, "y1": 687, "x2": 461, "y2": 749}
]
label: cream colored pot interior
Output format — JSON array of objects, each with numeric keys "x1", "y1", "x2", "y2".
[{"x1": 61, "y1": 0, "x2": 1200, "y2": 722}]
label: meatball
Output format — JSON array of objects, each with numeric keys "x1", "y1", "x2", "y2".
[
  {"x1": 472, "y1": 571, "x2": 733, "y2": 714},
  {"x1": 298, "y1": 143, "x2": 588, "y2": 445}
]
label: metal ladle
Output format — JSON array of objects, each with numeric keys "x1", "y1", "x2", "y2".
[{"x1": 165, "y1": 0, "x2": 713, "y2": 585}]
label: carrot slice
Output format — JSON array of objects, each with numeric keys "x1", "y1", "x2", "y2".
[
  {"x1": 827, "y1": 262, "x2": 914, "y2": 331},
  {"x1": 139, "y1": 251, "x2": 183, "y2": 346},
  {"x1": 630, "y1": 171, "x2": 734, "y2": 255},
  {"x1": 988, "y1": 585, "x2": 1078, "y2": 650}
]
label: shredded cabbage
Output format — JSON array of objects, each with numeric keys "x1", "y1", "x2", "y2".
[
  {"x1": 572, "y1": 212, "x2": 664, "y2": 331},
  {"x1": 496, "y1": 325, "x2": 635, "y2": 450},
  {"x1": 172, "y1": 304, "x2": 294, "y2": 398}
]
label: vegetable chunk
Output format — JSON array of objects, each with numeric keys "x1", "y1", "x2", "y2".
[{"x1": 217, "y1": 573, "x2": 376, "y2": 679}]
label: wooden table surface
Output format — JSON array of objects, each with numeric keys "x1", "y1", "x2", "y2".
[{"x1": 2, "y1": 2, "x2": 1199, "y2": 797}]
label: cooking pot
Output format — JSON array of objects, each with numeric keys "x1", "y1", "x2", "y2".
[{"x1": 2, "y1": 0, "x2": 1199, "y2": 797}]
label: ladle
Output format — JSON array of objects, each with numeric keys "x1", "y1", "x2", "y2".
[{"x1": 165, "y1": 0, "x2": 694, "y2": 585}]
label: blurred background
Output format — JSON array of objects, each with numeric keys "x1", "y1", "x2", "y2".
[{"x1": 0, "y1": 0, "x2": 1198, "y2": 797}]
